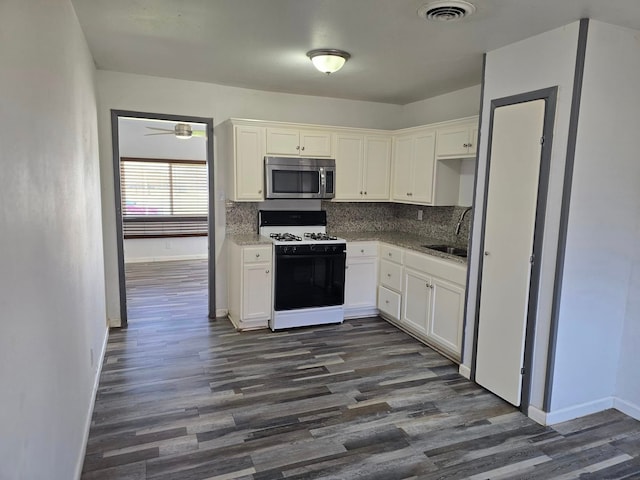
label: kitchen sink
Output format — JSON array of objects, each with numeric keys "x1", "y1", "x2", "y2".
[{"x1": 422, "y1": 244, "x2": 468, "y2": 258}]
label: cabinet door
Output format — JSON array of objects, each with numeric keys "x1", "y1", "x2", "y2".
[
  {"x1": 392, "y1": 135, "x2": 413, "y2": 201},
  {"x1": 402, "y1": 268, "x2": 431, "y2": 335},
  {"x1": 436, "y1": 125, "x2": 471, "y2": 157},
  {"x1": 363, "y1": 136, "x2": 391, "y2": 200},
  {"x1": 469, "y1": 126, "x2": 478, "y2": 155},
  {"x1": 266, "y1": 128, "x2": 300, "y2": 155},
  {"x1": 345, "y1": 257, "x2": 377, "y2": 309},
  {"x1": 242, "y1": 263, "x2": 272, "y2": 321},
  {"x1": 334, "y1": 134, "x2": 364, "y2": 200},
  {"x1": 235, "y1": 126, "x2": 265, "y2": 200},
  {"x1": 300, "y1": 130, "x2": 333, "y2": 157},
  {"x1": 411, "y1": 131, "x2": 435, "y2": 204},
  {"x1": 428, "y1": 277, "x2": 464, "y2": 356}
]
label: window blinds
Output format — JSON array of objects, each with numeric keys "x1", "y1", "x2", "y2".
[{"x1": 120, "y1": 157, "x2": 208, "y2": 238}]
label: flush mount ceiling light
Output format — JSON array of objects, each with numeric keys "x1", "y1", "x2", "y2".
[
  {"x1": 306, "y1": 49, "x2": 351, "y2": 74},
  {"x1": 417, "y1": 0, "x2": 476, "y2": 22}
]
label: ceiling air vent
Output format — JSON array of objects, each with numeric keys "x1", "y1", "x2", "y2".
[{"x1": 417, "y1": 0, "x2": 476, "y2": 22}]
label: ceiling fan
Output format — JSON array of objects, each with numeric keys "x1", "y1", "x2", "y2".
[{"x1": 144, "y1": 123, "x2": 207, "y2": 139}]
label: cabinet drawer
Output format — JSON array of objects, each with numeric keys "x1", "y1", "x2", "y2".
[
  {"x1": 347, "y1": 242, "x2": 378, "y2": 258},
  {"x1": 243, "y1": 246, "x2": 272, "y2": 264},
  {"x1": 378, "y1": 286, "x2": 401, "y2": 320},
  {"x1": 380, "y1": 259, "x2": 403, "y2": 291},
  {"x1": 380, "y1": 244, "x2": 403, "y2": 264}
]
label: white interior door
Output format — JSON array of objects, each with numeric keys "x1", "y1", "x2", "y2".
[{"x1": 475, "y1": 99, "x2": 545, "y2": 406}]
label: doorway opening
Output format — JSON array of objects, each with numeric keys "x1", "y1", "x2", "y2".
[{"x1": 110, "y1": 111, "x2": 215, "y2": 327}]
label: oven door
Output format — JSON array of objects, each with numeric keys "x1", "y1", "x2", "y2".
[{"x1": 274, "y1": 250, "x2": 346, "y2": 311}]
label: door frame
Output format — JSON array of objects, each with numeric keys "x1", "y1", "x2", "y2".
[
  {"x1": 470, "y1": 87, "x2": 557, "y2": 413},
  {"x1": 110, "y1": 110, "x2": 216, "y2": 327}
]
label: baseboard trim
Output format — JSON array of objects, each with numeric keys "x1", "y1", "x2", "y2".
[
  {"x1": 125, "y1": 254, "x2": 208, "y2": 264},
  {"x1": 74, "y1": 326, "x2": 109, "y2": 480},
  {"x1": 344, "y1": 306, "x2": 379, "y2": 319},
  {"x1": 614, "y1": 397, "x2": 640, "y2": 421},
  {"x1": 527, "y1": 405, "x2": 548, "y2": 426},
  {"x1": 545, "y1": 397, "x2": 614, "y2": 425},
  {"x1": 215, "y1": 309, "x2": 229, "y2": 318},
  {"x1": 458, "y1": 364, "x2": 471, "y2": 379},
  {"x1": 108, "y1": 317, "x2": 121, "y2": 328}
]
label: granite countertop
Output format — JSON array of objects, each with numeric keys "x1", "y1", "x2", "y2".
[
  {"x1": 226, "y1": 233, "x2": 272, "y2": 246},
  {"x1": 227, "y1": 231, "x2": 467, "y2": 264},
  {"x1": 334, "y1": 231, "x2": 468, "y2": 265}
]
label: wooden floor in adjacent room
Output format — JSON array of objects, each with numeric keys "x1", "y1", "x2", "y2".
[{"x1": 82, "y1": 260, "x2": 640, "y2": 479}]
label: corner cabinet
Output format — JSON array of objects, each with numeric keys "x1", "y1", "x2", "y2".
[
  {"x1": 266, "y1": 127, "x2": 333, "y2": 157},
  {"x1": 227, "y1": 242, "x2": 273, "y2": 330},
  {"x1": 334, "y1": 133, "x2": 391, "y2": 201},
  {"x1": 391, "y1": 129, "x2": 436, "y2": 204}
]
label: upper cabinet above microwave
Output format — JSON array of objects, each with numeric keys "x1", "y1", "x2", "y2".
[{"x1": 266, "y1": 127, "x2": 333, "y2": 157}]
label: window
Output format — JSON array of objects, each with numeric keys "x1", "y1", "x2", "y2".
[{"x1": 120, "y1": 157, "x2": 208, "y2": 238}]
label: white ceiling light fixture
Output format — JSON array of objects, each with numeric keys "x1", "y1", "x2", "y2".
[
  {"x1": 307, "y1": 49, "x2": 351, "y2": 74},
  {"x1": 417, "y1": 0, "x2": 476, "y2": 22}
]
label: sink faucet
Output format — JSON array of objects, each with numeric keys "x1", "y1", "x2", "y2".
[{"x1": 455, "y1": 207, "x2": 473, "y2": 236}]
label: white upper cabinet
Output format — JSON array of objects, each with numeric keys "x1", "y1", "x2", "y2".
[
  {"x1": 334, "y1": 132, "x2": 391, "y2": 201},
  {"x1": 266, "y1": 127, "x2": 332, "y2": 157},
  {"x1": 392, "y1": 129, "x2": 436, "y2": 205},
  {"x1": 436, "y1": 121, "x2": 478, "y2": 158},
  {"x1": 229, "y1": 124, "x2": 266, "y2": 201}
]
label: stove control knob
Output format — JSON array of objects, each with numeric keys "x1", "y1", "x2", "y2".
[
  {"x1": 309, "y1": 244, "x2": 315, "y2": 251},
  {"x1": 282, "y1": 246, "x2": 289, "y2": 254},
  {"x1": 292, "y1": 246, "x2": 297, "y2": 253}
]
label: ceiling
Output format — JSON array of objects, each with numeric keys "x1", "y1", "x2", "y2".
[{"x1": 71, "y1": 0, "x2": 640, "y2": 105}]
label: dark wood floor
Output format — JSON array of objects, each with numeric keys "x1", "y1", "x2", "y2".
[{"x1": 82, "y1": 260, "x2": 640, "y2": 479}]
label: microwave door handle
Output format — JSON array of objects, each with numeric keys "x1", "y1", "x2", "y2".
[{"x1": 320, "y1": 167, "x2": 326, "y2": 192}]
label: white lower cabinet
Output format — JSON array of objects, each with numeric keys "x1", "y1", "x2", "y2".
[
  {"x1": 375, "y1": 243, "x2": 466, "y2": 360},
  {"x1": 228, "y1": 242, "x2": 273, "y2": 330},
  {"x1": 344, "y1": 242, "x2": 378, "y2": 318},
  {"x1": 402, "y1": 268, "x2": 432, "y2": 336}
]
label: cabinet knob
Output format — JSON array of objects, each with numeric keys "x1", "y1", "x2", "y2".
[
  {"x1": 385, "y1": 300, "x2": 390, "y2": 304},
  {"x1": 255, "y1": 253, "x2": 260, "y2": 258},
  {"x1": 463, "y1": 143, "x2": 468, "y2": 148},
  {"x1": 388, "y1": 252, "x2": 392, "y2": 257},
  {"x1": 301, "y1": 146, "x2": 305, "y2": 151},
  {"x1": 484, "y1": 251, "x2": 490, "y2": 256},
  {"x1": 258, "y1": 189, "x2": 262, "y2": 194},
  {"x1": 265, "y1": 269, "x2": 270, "y2": 274},
  {"x1": 360, "y1": 249, "x2": 364, "y2": 253},
  {"x1": 387, "y1": 273, "x2": 391, "y2": 277},
  {"x1": 468, "y1": 143, "x2": 473, "y2": 148},
  {"x1": 364, "y1": 191, "x2": 367, "y2": 195},
  {"x1": 360, "y1": 191, "x2": 363, "y2": 195},
  {"x1": 296, "y1": 145, "x2": 300, "y2": 150},
  {"x1": 345, "y1": 265, "x2": 349, "y2": 270}
]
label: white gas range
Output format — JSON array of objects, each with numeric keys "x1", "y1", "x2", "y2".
[{"x1": 258, "y1": 210, "x2": 346, "y2": 331}]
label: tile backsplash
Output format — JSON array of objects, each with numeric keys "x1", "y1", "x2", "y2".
[{"x1": 225, "y1": 201, "x2": 472, "y2": 245}]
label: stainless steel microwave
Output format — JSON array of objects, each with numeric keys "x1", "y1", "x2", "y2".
[{"x1": 264, "y1": 157, "x2": 335, "y2": 199}]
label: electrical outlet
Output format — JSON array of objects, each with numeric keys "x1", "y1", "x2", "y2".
[{"x1": 417, "y1": 209, "x2": 423, "y2": 221}]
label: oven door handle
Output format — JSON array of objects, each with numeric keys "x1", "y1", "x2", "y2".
[{"x1": 277, "y1": 253, "x2": 346, "y2": 260}]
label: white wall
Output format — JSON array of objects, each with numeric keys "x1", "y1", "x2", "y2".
[
  {"x1": 399, "y1": 85, "x2": 482, "y2": 128},
  {"x1": 96, "y1": 71, "x2": 408, "y2": 322},
  {"x1": 118, "y1": 117, "x2": 209, "y2": 262},
  {"x1": 553, "y1": 21, "x2": 640, "y2": 417},
  {"x1": 0, "y1": 1, "x2": 107, "y2": 479},
  {"x1": 465, "y1": 22, "x2": 580, "y2": 411}
]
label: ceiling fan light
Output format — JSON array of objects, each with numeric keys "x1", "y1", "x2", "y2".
[
  {"x1": 174, "y1": 123, "x2": 193, "y2": 139},
  {"x1": 307, "y1": 49, "x2": 350, "y2": 74}
]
